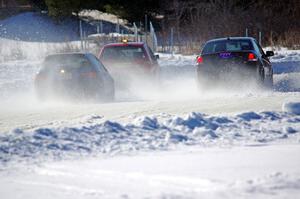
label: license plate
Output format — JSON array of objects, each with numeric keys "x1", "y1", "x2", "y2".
[{"x1": 219, "y1": 52, "x2": 233, "y2": 59}]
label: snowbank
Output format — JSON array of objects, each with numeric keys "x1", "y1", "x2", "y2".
[
  {"x1": 0, "y1": 12, "x2": 92, "y2": 42},
  {"x1": 0, "y1": 38, "x2": 83, "y2": 62},
  {"x1": 0, "y1": 12, "x2": 128, "y2": 42},
  {"x1": 283, "y1": 102, "x2": 300, "y2": 115},
  {"x1": 269, "y1": 47, "x2": 300, "y2": 63},
  {"x1": 1, "y1": 109, "x2": 299, "y2": 165},
  {"x1": 0, "y1": 12, "x2": 131, "y2": 61}
]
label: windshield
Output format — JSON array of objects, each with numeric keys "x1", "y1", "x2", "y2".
[
  {"x1": 43, "y1": 54, "x2": 92, "y2": 70},
  {"x1": 101, "y1": 46, "x2": 147, "y2": 63},
  {"x1": 202, "y1": 40, "x2": 253, "y2": 54}
]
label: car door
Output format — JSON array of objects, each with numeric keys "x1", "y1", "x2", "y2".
[
  {"x1": 87, "y1": 54, "x2": 113, "y2": 90},
  {"x1": 253, "y1": 40, "x2": 273, "y2": 77}
]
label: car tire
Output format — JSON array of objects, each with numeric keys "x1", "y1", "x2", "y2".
[
  {"x1": 105, "y1": 85, "x2": 115, "y2": 102},
  {"x1": 264, "y1": 74, "x2": 273, "y2": 89},
  {"x1": 258, "y1": 66, "x2": 273, "y2": 90},
  {"x1": 35, "y1": 85, "x2": 47, "y2": 101},
  {"x1": 197, "y1": 73, "x2": 211, "y2": 90},
  {"x1": 255, "y1": 65, "x2": 264, "y2": 87},
  {"x1": 94, "y1": 85, "x2": 115, "y2": 103}
]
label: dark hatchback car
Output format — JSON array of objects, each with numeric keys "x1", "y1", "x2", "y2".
[
  {"x1": 35, "y1": 53, "x2": 115, "y2": 101},
  {"x1": 196, "y1": 37, "x2": 274, "y2": 89}
]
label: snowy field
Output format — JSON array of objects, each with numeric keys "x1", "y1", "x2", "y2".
[
  {"x1": 1, "y1": 12, "x2": 300, "y2": 197},
  {"x1": 0, "y1": 46, "x2": 300, "y2": 198}
]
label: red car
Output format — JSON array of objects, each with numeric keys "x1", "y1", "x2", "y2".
[{"x1": 98, "y1": 41, "x2": 160, "y2": 86}]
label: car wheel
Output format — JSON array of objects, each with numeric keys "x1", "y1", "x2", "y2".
[
  {"x1": 197, "y1": 73, "x2": 211, "y2": 90},
  {"x1": 108, "y1": 88, "x2": 115, "y2": 101},
  {"x1": 154, "y1": 67, "x2": 161, "y2": 86},
  {"x1": 95, "y1": 86, "x2": 115, "y2": 103},
  {"x1": 264, "y1": 74, "x2": 273, "y2": 89},
  {"x1": 36, "y1": 90, "x2": 47, "y2": 101},
  {"x1": 258, "y1": 67, "x2": 273, "y2": 90},
  {"x1": 35, "y1": 85, "x2": 47, "y2": 101},
  {"x1": 256, "y1": 66, "x2": 265, "y2": 87},
  {"x1": 104, "y1": 85, "x2": 115, "y2": 102}
]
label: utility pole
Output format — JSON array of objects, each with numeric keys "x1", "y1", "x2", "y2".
[
  {"x1": 79, "y1": 20, "x2": 83, "y2": 50},
  {"x1": 145, "y1": 14, "x2": 148, "y2": 44},
  {"x1": 100, "y1": 21, "x2": 103, "y2": 33},
  {"x1": 133, "y1": 22, "x2": 138, "y2": 42},
  {"x1": 116, "y1": 18, "x2": 120, "y2": 34},
  {"x1": 259, "y1": 31, "x2": 262, "y2": 45},
  {"x1": 170, "y1": 27, "x2": 174, "y2": 55}
]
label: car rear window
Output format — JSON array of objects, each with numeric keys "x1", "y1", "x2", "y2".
[
  {"x1": 44, "y1": 54, "x2": 92, "y2": 69},
  {"x1": 202, "y1": 40, "x2": 253, "y2": 54},
  {"x1": 101, "y1": 46, "x2": 146, "y2": 62}
]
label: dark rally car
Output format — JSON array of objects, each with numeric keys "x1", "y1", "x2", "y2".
[
  {"x1": 196, "y1": 37, "x2": 274, "y2": 89},
  {"x1": 35, "y1": 53, "x2": 115, "y2": 101}
]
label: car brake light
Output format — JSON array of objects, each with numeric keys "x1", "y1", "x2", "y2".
[
  {"x1": 35, "y1": 73, "x2": 45, "y2": 81},
  {"x1": 197, "y1": 56, "x2": 203, "y2": 64},
  {"x1": 248, "y1": 53, "x2": 257, "y2": 61},
  {"x1": 81, "y1": 72, "x2": 97, "y2": 78}
]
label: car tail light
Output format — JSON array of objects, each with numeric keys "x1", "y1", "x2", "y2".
[
  {"x1": 197, "y1": 56, "x2": 203, "y2": 64},
  {"x1": 248, "y1": 53, "x2": 257, "y2": 61},
  {"x1": 35, "y1": 73, "x2": 45, "y2": 81},
  {"x1": 81, "y1": 72, "x2": 97, "y2": 78}
]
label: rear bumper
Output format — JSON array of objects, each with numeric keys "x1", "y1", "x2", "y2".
[
  {"x1": 34, "y1": 78, "x2": 104, "y2": 99},
  {"x1": 197, "y1": 62, "x2": 259, "y2": 77},
  {"x1": 196, "y1": 62, "x2": 264, "y2": 88}
]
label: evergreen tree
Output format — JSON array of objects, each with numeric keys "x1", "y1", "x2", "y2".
[{"x1": 45, "y1": 0, "x2": 81, "y2": 19}]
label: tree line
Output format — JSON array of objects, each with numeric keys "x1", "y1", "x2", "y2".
[
  {"x1": 158, "y1": 0, "x2": 299, "y2": 49},
  {"x1": 26, "y1": 0, "x2": 300, "y2": 48}
]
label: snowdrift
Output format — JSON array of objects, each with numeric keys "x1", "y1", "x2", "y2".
[{"x1": 1, "y1": 109, "x2": 299, "y2": 165}]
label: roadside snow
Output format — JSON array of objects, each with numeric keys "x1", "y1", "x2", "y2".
[
  {"x1": 268, "y1": 47, "x2": 300, "y2": 62},
  {"x1": 1, "y1": 107, "x2": 299, "y2": 166},
  {"x1": 0, "y1": 48, "x2": 300, "y2": 198},
  {"x1": 283, "y1": 102, "x2": 300, "y2": 115},
  {"x1": 267, "y1": 47, "x2": 300, "y2": 74},
  {"x1": 1, "y1": 145, "x2": 300, "y2": 199},
  {"x1": 0, "y1": 12, "x2": 87, "y2": 42},
  {"x1": 158, "y1": 53, "x2": 196, "y2": 67}
]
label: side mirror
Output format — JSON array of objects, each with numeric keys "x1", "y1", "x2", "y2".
[
  {"x1": 155, "y1": 54, "x2": 159, "y2": 60},
  {"x1": 265, "y1": 51, "x2": 274, "y2": 57}
]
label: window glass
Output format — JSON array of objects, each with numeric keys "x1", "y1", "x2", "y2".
[
  {"x1": 254, "y1": 40, "x2": 265, "y2": 56},
  {"x1": 101, "y1": 46, "x2": 146, "y2": 63},
  {"x1": 202, "y1": 40, "x2": 253, "y2": 54},
  {"x1": 44, "y1": 54, "x2": 92, "y2": 70},
  {"x1": 88, "y1": 54, "x2": 108, "y2": 72}
]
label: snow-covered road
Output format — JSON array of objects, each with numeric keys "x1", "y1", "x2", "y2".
[
  {"x1": 0, "y1": 52, "x2": 300, "y2": 133},
  {"x1": 0, "y1": 50, "x2": 300, "y2": 198},
  {"x1": 0, "y1": 91, "x2": 300, "y2": 133},
  {"x1": 1, "y1": 145, "x2": 300, "y2": 199}
]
